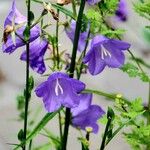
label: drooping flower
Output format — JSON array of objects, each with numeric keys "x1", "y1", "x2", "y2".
[
  {"x1": 115, "y1": 0, "x2": 128, "y2": 21},
  {"x1": 20, "y1": 37, "x2": 48, "y2": 74},
  {"x1": 65, "y1": 20, "x2": 90, "y2": 52},
  {"x1": 2, "y1": 1, "x2": 40, "y2": 53},
  {"x1": 83, "y1": 35, "x2": 130, "y2": 75},
  {"x1": 86, "y1": 0, "x2": 101, "y2": 5},
  {"x1": 35, "y1": 72, "x2": 86, "y2": 112},
  {"x1": 71, "y1": 93, "x2": 105, "y2": 133}
]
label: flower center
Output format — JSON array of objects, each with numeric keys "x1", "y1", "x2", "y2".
[
  {"x1": 55, "y1": 79, "x2": 64, "y2": 96},
  {"x1": 101, "y1": 45, "x2": 111, "y2": 60}
]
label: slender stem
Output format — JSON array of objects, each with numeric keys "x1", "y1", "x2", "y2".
[
  {"x1": 28, "y1": 140, "x2": 32, "y2": 150},
  {"x1": 58, "y1": 112, "x2": 63, "y2": 140},
  {"x1": 56, "y1": 10, "x2": 60, "y2": 69},
  {"x1": 147, "y1": 83, "x2": 150, "y2": 125},
  {"x1": 62, "y1": 1, "x2": 86, "y2": 150},
  {"x1": 23, "y1": 0, "x2": 31, "y2": 150},
  {"x1": 127, "y1": 49, "x2": 145, "y2": 74},
  {"x1": 77, "y1": 30, "x2": 90, "y2": 80},
  {"x1": 100, "y1": 117, "x2": 112, "y2": 150},
  {"x1": 72, "y1": 0, "x2": 77, "y2": 18}
]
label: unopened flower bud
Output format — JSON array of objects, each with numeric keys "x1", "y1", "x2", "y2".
[
  {"x1": 116, "y1": 93, "x2": 122, "y2": 99},
  {"x1": 85, "y1": 126, "x2": 93, "y2": 133}
]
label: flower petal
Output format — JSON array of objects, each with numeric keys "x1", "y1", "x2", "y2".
[
  {"x1": 71, "y1": 93, "x2": 92, "y2": 116},
  {"x1": 110, "y1": 39, "x2": 130, "y2": 50},
  {"x1": 85, "y1": 47, "x2": 105, "y2": 75},
  {"x1": 103, "y1": 43, "x2": 125, "y2": 68},
  {"x1": 72, "y1": 105, "x2": 105, "y2": 133},
  {"x1": 20, "y1": 38, "x2": 48, "y2": 74}
]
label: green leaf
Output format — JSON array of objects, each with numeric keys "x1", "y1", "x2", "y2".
[
  {"x1": 28, "y1": 76, "x2": 34, "y2": 92},
  {"x1": 18, "y1": 129, "x2": 24, "y2": 142},
  {"x1": 121, "y1": 63, "x2": 150, "y2": 82},
  {"x1": 83, "y1": 89, "x2": 130, "y2": 104},
  {"x1": 107, "y1": 107, "x2": 115, "y2": 120},
  {"x1": 13, "y1": 109, "x2": 61, "y2": 150},
  {"x1": 23, "y1": 26, "x2": 30, "y2": 41},
  {"x1": 51, "y1": 4, "x2": 75, "y2": 19}
]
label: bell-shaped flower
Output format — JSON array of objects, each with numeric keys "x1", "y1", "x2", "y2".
[
  {"x1": 65, "y1": 20, "x2": 90, "y2": 52},
  {"x1": 115, "y1": 0, "x2": 128, "y2": 21},
  {"x1": 83, "y1": 35, "x2": 130, "y2": 75},
  {"x1": 20, "y1": 37, "x2": 48, "y2": 74},
  {"x1": 2, "y1": 1, "x2": 40, "y2": 53},
  {"x1": 71, "y1": 93, "x2": 105, "y2": 133},
  {"x1": 35, "y1": 72, "x2": 86, "y2": 112},
  {"x1": 86, "y1": 0, "x2": 101, "y2": 5}
]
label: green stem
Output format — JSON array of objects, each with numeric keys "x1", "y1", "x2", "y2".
[
  {"x1": 127, "y1": 49, "x2": 145, "y2": 74},
  {"x1": 77, "y1": 30, "x2": 90, "y2": 80},
  {"x1": 100, "y1": 117, "x2": 112, "y2": 150},
  {"x1": 56, "y1": 10, "x2": 60, "y2": 69},
  {"x1": 23, "y1": 0, "x2": 31, "y2": 150},
  {"x1": 147, "y1": 83, "x2": 150, "y2": 125},
  {"x1": 62, "y1": 1, "x2": 86, "y2": 150},
  {"x1": 72, "y1": 0, "x2": 77, "y2": 18}
]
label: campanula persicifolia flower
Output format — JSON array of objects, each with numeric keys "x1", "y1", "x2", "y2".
[
  {"x1": 115, "y1": 0, "x2": 128, "y2": 21},
  {"x1": 72, "y1": 93, "x2": 105, "y2": 133},
  {"x1": 2, "y1": 1, "x2": 40, "y2": 53},
  {"x1": 83, "y1": 35, "x2": 130, "y2": 75},
  {"x1": 35, "y1": 72, "x2": 86, "y2": 112},
  {"x1": 65, "y1": 20, "x2": 90, "y2": 52},
  {"x1": 20, "y1": 37, "x2": 48, "y2": 74}
]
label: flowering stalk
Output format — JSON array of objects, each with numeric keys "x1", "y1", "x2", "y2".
[
  {"x1": 23, "y1": 0, "x2": 31, "y2": 149},
  {"x1": 55, "y1": 9, "x2": 63, "y2": 140},
  {"x1": 77, "y1": 30, "x2": 90, "y2": 80},
  {"x1": 56, "y1": 10, "x2": 60, "y2": 69},
  {"x1": 62, "y1": 0, "x2": 86, "y2": 149}
]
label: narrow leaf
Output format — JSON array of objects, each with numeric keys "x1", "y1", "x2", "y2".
[{"x1": 13, "y1": 109, "x2": 61, "y2": 150}]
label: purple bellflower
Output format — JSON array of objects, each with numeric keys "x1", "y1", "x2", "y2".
[
  {"x1": 2, "y1": 1, "x2": 40, "y2": 53},
  {"x1": 86, "y1": 0, "x2": 101, "y2": 5},
  {"x1": 35, "y1": 72, "x2": 86, "y2": 112},
  {"x1": 72, "y1": 93, "x2": 105, "y2": 133},
  {"x1": 115, "y1": 0, "x2": 128, "y2": 21},
  {"x1": 20, "y1": 37, "x2": 48, "y2": 74},
  {"x1": 83, "y1": 35, "x2": 130, "y2": 75},
  {"x1": 65, "y1": 20, "x2": 90, "y2": 52}
]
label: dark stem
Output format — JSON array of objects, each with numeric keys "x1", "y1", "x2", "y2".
[
  {"x1": 100, "y1": 117, "x2": 112, "y2": 150},
  {"x1": 58, "y1": 112, "x2": 63, "y2": 140},
  {"x1": 62, "y1": 0, "x2": 86, "y2": 150},
  {"x1": 86, "y1": 132, "x2": 90, "y2": 141},
  {"x1": 23, "y1": 0, "x2": 31, "y2": 150}
]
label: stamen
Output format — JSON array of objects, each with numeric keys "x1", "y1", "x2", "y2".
[
  {"x1": 55, "y1": 79, "x2": 63, "y2": 96},
  {"x1": 101, "y1": 45, "x2": 111, "y2": 60}
]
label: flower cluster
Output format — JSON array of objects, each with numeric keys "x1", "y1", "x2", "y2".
[
  {"x1": 2, "y1": 1, "x2": 48, "y2": 74},
  {"x1": 2, "y1": 0, "x2": 130, "y2": 134}
]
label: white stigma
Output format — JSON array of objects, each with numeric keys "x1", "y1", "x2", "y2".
[
  {"x1": 55, "y1": 79, "x2": 64, "y2": 96},
  {"x1": 101, "y1": 45, "x2": 111, "y2": 60}
]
